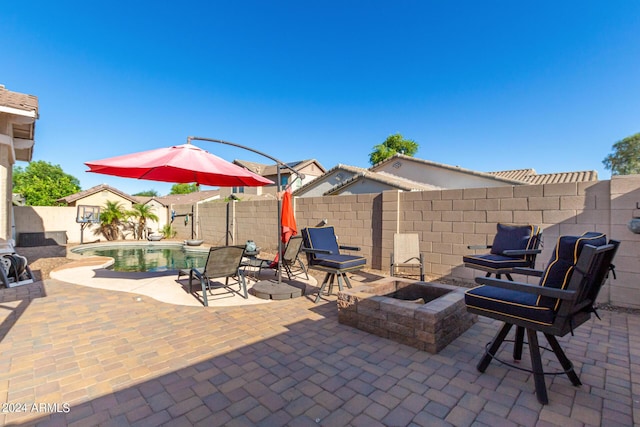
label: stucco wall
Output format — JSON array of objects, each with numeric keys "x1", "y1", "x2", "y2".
[{"x1": 14, "y1": 206, "x2": 101, "y2": 243}]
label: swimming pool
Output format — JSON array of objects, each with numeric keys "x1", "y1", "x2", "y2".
[{"x1": 71, "y1": 243, "x2": 209, "y2": 272}]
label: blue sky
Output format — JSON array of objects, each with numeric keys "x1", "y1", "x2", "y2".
[{"x1": 3, "y1": 1, "x2": 639, "y2": 196}]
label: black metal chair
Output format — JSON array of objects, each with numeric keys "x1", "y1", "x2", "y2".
[
  {"x1": 301, "y1": 226, "x2": 366, "y2": 303},
  {"x1": 465, "y1": 232, "x2": 619, "y2": 404},
  {"x1": 463, "y1": 223, "x2": 542, "y2": 281},
  {"x1": 188, "y1": 245, "x2": 247, "y2": 306}
]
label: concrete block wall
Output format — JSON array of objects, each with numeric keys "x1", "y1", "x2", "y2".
[
  {"x1": 295, "y1": 193, "x2": 380, "y2": 267},
  {"x1": 13, "y1": 175, "x2": 640, "y2": 309}
]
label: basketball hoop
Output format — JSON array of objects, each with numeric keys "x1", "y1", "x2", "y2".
[{"x1": 76, "y1": 205, "x2": 101, "y2": 243}]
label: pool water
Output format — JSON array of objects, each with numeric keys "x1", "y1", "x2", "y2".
[{"x1": 74, "y1": 245, "x2": 209, "y2": 272}]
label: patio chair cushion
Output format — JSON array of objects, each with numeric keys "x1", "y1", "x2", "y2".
[
  {"x1": 490, "y1": 224, "x2": 538, "y2": 255},
  {"x1": 461, "y1": 253, "x2": 533, "y2": 271},
  {"x1": 311, "y1": 254, "x2": 367, "y2": 270},
  {"x1": 304, "y1": 226, "x2": 340, "y2": 259},
  {"x1": 465, "y1": 285, "x2": 555, "y2": 325},
  {"x1": 536, "y1": 231, "x2": 606, "y2": 309}
]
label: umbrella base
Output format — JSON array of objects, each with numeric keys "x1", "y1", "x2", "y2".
[{"x1": 253, "y1": 279, "x2": 303, "y2": 300}]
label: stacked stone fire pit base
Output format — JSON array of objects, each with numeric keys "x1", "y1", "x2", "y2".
[{"x1": 337, "y1": 277, "x2": 476, "y2": 353}]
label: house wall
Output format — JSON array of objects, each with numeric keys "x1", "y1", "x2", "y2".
[
  {"x1": 14, "y1": 175, "x2": 640, "y2": 309},
  {"x1": 334, "y1": 180, "x2": 399, "y2": 196},
  {"x1": 71, "y1": 191, "x2": 135, "y2": 209},
  {"x1": 375, "y1": 159, "x2": 517, "y2": 188}
]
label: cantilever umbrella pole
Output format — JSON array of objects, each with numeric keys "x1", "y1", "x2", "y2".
[{"x1": 187, "y1": 136, "x2": 304, "y2": 284}]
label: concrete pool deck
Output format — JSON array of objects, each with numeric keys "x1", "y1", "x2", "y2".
[{"x1": 50, "y1": 257, "x2": 318, "y2": 307}]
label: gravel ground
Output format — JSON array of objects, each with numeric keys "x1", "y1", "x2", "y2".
[{"x1": 15, "y1": 245, "x2": 73, "y2": 281}]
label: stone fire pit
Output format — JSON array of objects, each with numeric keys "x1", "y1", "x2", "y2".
[{"x1": 337, "y1": 277, "x2": 476, "y2": 353}]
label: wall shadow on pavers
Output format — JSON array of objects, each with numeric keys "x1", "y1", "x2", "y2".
[{"x1": 0, "y1": 281, "x2": 46, "y2": 344}]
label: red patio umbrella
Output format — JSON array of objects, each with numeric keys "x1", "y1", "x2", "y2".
[{"x1": 85, "y1": 143, "x2": 273, "y2": 187}]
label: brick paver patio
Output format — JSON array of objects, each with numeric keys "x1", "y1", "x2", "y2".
[{"x1": 0, "y1": 276, "x2": 638, "y2": 426}]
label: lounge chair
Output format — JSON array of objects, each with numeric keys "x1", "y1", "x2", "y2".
[
  {"x1": 241, "y1": 236, "x2": 309, "y2": 281},
  {"x1": 0, "y1": 241, "x2": 35, "y2": 288},
  {"x1": 465, "y1": 232, "x2": 619, "y2": 404},
  {"x1": 390, "y1": 233, "x2": 424, "y2": 281},
  {"x1": 301, "y1": 226, "x2": 366, "y2": 303},
  {"x1": 188, "y1": 245, "x2": 247, "y2": 306},
  {"x1": 279, "y1": 235, "x2": 309, "y2": 280},
  {"x1": 463, "y1": 223, "x2": 542, "y2": 281}
]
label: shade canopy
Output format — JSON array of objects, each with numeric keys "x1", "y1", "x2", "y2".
[{"x1": 85, "y1": 143, "x2": 273, "y2": 187}]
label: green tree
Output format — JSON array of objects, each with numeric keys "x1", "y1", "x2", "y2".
[
  {"x1": 12, "y1": 161, "x2": 81, "y2": 206},
  {"x1": 369, "y1": 133, "x2": 419, "y2": 165},
  {"x1": 603, "y1": 133, "x2": 640, "y2": 175},
  {"x1": 170, "y1": 183, "x2": 197, "y2": 194},
  {"x1": 99, "y1": 201, "x2": 128, "y2": 241},
  {"x1": 128, "y1": 203, "x2": 160, "y2": 240},
  {"x1": 133, "y1": 190, "x2": 159, "y2": 197}
]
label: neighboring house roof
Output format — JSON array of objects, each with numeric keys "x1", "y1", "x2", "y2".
[
  {"x1": 371, "y1": 154, "x2": 527, "y2": 186},
  {"x1": 234, "y1": 159, "x2": 326, "y2": 177},
  {"x1": 0, "y1": 85, "x2": 39, "y2": 118},
  {"x1": 292, "y1": 164, "x2": 369, "y2": 197},
  {"x1": 142, "y1": 190, "x2": 221, "y2": 206},
  {"x1": 325, "y1": 170, "x2": 440, "y2": 196},
  {"x1": 0, "y1": 85, "x2": 39, "y2": 162},
  {"x1": 57, "y1": 184, "x2": 138, "y2": 205},
  {"x1": 488, "y1": 169, "x2": 598, "y2": 184}
]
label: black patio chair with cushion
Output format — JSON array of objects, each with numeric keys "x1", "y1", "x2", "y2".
[
  {"x1": 465, "y1": 232, "x2": 619, "y2": 404},
  {"x1": 188, "y1": 245, "x2": 247, "y2": 306},
  {"x1": 0, "y1": 241, "x2": 35, "y2": 288},
  {"x1": 301, "y1": 226, "x2": 366, "y2": 303},
  {"x1": 463, "y1": 223, "x2": 542, "y2": 281}
]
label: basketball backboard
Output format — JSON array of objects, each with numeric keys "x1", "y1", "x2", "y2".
[{"x1": 76, "y1": 205, "x2": 101, "y2": 224}]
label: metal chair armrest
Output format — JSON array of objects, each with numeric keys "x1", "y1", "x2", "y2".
[
  {"x1": 339, "y1": 245, "x2": 361, "y2": 251},
  {"x1": 502, "y1": 249, "x2": 542, "y2": 256},
  {"x1": 468, "y1": 244, "x2": 491, "y2": 250},
  {"x1": 302, "y1": 248, "x2": 333, "y2": 255}
]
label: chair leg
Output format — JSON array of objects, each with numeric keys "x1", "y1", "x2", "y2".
[
  {"x1": 336, "y1": 273, "x2": 344, "y2": 292},
  {"x1": 314, "y1": 273, "x2": 332, "y2": 303},
  {"x1": 239, "y1": 271, "x2": 248, "y2": 299},
  {"x1": 327, "y1": 274, "x2": 336, "y2": 295},
  {"x1": 545, "y1": 333, "x2": 581, "y2": 387},
  {"x1": 478, "y1": 322, "x2": 513, "y2": 372},
  {"x1": 200, "y1": 277, "x2": 209, "y2": 307},
  {"x1": 342, "y1": 272, "x2": 353, "y2": 289},
  {"x1": 299, "y1": 260, "x2": 309, "y2": 280},
  {"x1": 526, "y1": 329, "x2": 548, "y2": 405},
  {"x1": 513, "y1": 326, "x2": 525, "y2": 361}
]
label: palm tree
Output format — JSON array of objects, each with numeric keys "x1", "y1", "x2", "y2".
[
  {"x1": 128, "y1": 203, "x2": 160, "y2": 240},
  {"x1": 99, "y1": 201, "x2": 128, "y2": 240}
]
